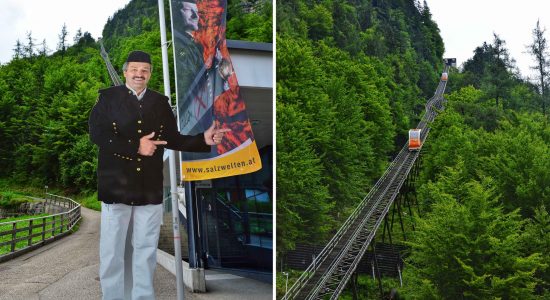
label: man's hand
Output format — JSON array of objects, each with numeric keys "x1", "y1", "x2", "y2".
[
  {"x1": 204, "y1": 122, "x2": 231, "y2": 146},
  {"x1": 138, "y1": 132, "x2": 167, "y2": 156}
]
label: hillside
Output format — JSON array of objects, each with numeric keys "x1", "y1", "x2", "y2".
[
  {"x1": 276, "y1": 0, "x2": 445, "y2": 254},
  {"x1": 0, "y1": 0, "x2": 271, "y2": 194},
  {"x1": 398, "y1": 33, "x2": 550, "y2": 299},
  {"x1": 276, "y1": 1, "x2": 549, "y2": 298}
]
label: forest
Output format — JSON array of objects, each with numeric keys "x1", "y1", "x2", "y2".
[
  {"x1": 276, "y1": 0, "x2": 549, "y2": 298},
  {"x1": 0, "y1": 0, "x2": 271, "y2": 199},
  {"x1": 277, "y1": 0, "x2": 444, "y2": 254}
]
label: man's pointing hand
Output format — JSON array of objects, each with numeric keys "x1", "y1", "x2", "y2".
[
  {"x1": 138, "y1": 132, "x2": 167, "y2": 156},
  {"x1": 204, "y1": 122, "x2": 231, "y2": 146}
]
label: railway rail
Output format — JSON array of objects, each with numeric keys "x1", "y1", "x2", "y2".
[{"x1": 283, "y1": 65, "x2": 449, "y2": 300}]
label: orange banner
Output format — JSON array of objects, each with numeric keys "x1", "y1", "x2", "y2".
[{"x1": 169, "y1": 0, "x2": 261, "y2": 181}]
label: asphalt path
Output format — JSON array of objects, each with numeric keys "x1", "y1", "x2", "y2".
[
  {"x1": 0, "y1": 206, "x2": 179, "y2": 300},
  {"x1": 0, "y1": 206, "x2": 272, "y2": 300}
]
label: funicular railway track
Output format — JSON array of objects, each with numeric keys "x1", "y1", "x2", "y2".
[
  {"x1": 99, "y1": 39, "x2": 123, "y2": 86},
  {"x1": 283, "y1": 66, "x2": 449, "y2": 300}
]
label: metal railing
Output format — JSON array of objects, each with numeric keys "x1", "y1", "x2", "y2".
[
  {"x1": 282, "y1": 65, "x2": 449, "y2": 300},
  {"x1": 0, "y1": 193, "x2": 81, "y2": 263}
]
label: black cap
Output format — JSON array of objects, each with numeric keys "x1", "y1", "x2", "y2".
[{"x1": 126, "y1": 50, "x2": 151, "y2": 64}]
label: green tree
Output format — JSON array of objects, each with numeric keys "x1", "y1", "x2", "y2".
[
  {"x1": 520, "y1": 205, "x2": 550, "y2": 295},
  {"x1": 403, "y1": 173, "x2": 544, "y2": 299},
  {"x1": 475, "y1": 114, "x2": 550, "y2": 215},
  {"x1": 73, "y1": 28, "x2": 83, "y2": 44},
  {"x1": 60, "y1": 134, "x2": 98, "y2": 192},
  {"x1": 24, "y1": 32, "x2": 35, "y2": 59},
  {"x1": 57, "y1": 23, "x2": 69, "y2": 55},
  {"x1": 276, "y1": 103, "x2": 333, "y2": 254},
  {"x1": 39, "y1": 39, "x2": 50, "y2": 57},
  {"x1": 526, "y1": 19, "x2": 550, "y2": 115},
  {"x1": 302, "y1": 3, "x2": 333, "y2": 41},
  {"x1": 13, "y1": 39, "x2": 23, "y2": 59},
  {"x1": 276, "y1": 0, "x2": 446, "y2": 268},
  {"x1": 227, "y1": 0, "x2": 273, "y2": 42},
  {"x1": 483, "y1": 33, "x2": 516, "y2": 109}
]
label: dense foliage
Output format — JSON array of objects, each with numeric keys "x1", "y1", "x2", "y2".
[
  {"x1": 0, "y1": 191, "x2": 33, "y2": 210},
  {"x1": 0, "y1": 0, "x2": 271, "y2": 195},
  {"x1": 276, "y1": 0, "x2": 444, "y2": 255},
  {"x1": 400, "y1": 34, "x2": 550, "y2": 298},
  {"x1": 276, "y1": 2, "x2": 550, "y2": 298},
  {"x1": 227, "y1": 0, "x2": 272, "y2": 42},
  {"x1": 0, "y1": 45, "x2": 106, "y2": 193}
]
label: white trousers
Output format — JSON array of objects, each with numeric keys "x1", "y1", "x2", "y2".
[{"x1": 99, "y1": 202, "x2": 163, "y2": 300}]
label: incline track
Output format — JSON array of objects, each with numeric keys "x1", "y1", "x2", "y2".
[
  {"x1": 99, "y1": 40, "x2": 123, "y2": 86},
  {"x1": 283, "y1": 66, "x2": 449, "y2": 300}
]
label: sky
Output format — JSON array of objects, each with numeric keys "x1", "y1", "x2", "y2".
[
  {"x1": 426, "y1": 0, "x2": 550, "y2": 80},
  {"x1": 0, "y1": 0, "x2": 131, "y2": 65},
  {"x1": 2, "y1": 0, "x2": 550, "y2": 81}
]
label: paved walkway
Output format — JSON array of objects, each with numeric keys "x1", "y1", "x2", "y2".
[{"x1": 0, "y1": 207, "x2": 272, "y2": 300}]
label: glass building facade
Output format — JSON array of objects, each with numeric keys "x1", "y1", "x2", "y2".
[{"x1": 160, "y1": 40, "x2": 272, "y2": 282}]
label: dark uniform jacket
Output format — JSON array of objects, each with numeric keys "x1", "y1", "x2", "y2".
[{"x1": 89, "y1": 85, "x2": 210, "y2": 206}]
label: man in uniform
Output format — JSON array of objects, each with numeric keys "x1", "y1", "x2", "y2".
[
  {"x1": 173, "y1": 0, "x2": 230, "y2": 159},
  {"x1": 173, "y1": 0, "x2": 203, "y2": 95},
  {"x1": 89, "y1": 50, "x2": 229, "y2": 300}
]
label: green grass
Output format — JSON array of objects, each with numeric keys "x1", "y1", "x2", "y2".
[
  {"x1": 0, "y1": 191, "x2": 34, "y2": 210},
  {"x1": 0, "y1": 177, "x2": 101, "y2": 212},
  {"x1": 0, "y1": 214, "x2": 49, "y2": 223},
  {"x1": 276, "y1": 269, "x2": 304, "y2": 299},
  {"x1": 0, "y1": 178, "x2": 87, "y2": 256},
  {"x1": 0, "y1": 214, "x2": 76, "y2": 256},
  {"x1": 77, "y1": 192, "x2": 101, "y2": 211},
  {"x1": 0, "y1": 178, "x2": 54, "y2": 198}
]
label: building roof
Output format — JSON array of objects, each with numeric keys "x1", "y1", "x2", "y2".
[{"x1": 227, "y1": 40, "x2": 272, "y2": 52}]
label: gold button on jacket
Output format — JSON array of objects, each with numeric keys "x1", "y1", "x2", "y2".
[{"x1": 89, "y1": 85, "x2": 211, "y2": 206}]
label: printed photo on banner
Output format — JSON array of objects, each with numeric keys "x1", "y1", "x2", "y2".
[{"x1": 170, "y1": 0, "x2": 262, "y2": 180}]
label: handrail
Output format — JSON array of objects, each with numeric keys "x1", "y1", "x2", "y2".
[
  {"x1": 326, "y1": 151, "x2": 421, "y2": 298},
  {"x1": 310, "y1": 149, "x2": 413, "y2": 298},
  {"x1": 0, "y1": 193, "x2": 81, "y2": 263},
  {"x1": 215, "y1": 194, "x2": 243, "y2": 222},
  {"x1": 282, "y1": 145, "x2": 409, "y2": 299}
]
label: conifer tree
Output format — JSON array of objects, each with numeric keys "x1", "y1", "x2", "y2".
[
  {"x1": 484, "y1": 33, "x2": 516, "y2": 108},
  {"x1": 39, "y1": 39, "x2": 50, "y2": 57},
  {"x1": 13, "y1": 39, "x2": 23, "y2": 59},
  {"x1": 73, "y1": 28, "x2": 83, "y2": 44},
  {"x1": 57, "y1": 23, "x2": 69, "y2": 55},
  {"x1": 24, "y1": 31, "x2": 35, "y2": 58},
  {"x1": 403, "y1": 172, "x2": 544, "y2": 298},
  {"x1": 526, "y1": 19, "x2": 550, "y2": 115}
]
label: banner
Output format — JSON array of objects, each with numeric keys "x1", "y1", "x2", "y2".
[{"x1": 169, "y1": 0, "x2": 262, "y2": 181}]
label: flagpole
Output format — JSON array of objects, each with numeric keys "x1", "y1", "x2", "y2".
[{"x1": 157, "y1": 0, "x2": 185, "y2": 299}]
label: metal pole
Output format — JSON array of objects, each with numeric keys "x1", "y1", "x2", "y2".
[
  {"x1": 186, "y1": 182, "x2": 199, "y2": 268},
  {"x1": 372, "y1": 241, "x2": 384, "y2": 298},
  {"x1": 157, "y1": 0, "x2": 185, "y2": 299},
  {"x1": 283, "y1": 272, "x2": 289, "y2": 295}
]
